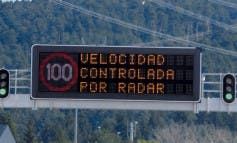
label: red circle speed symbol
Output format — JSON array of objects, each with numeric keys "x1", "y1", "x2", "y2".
[{"x1": 39, "y1": 53, "x2": 78, "y2": 92}]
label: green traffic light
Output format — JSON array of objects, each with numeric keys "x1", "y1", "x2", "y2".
[
  {"x1": 225, "y1": 93, "x2": 233, "y2": 100},
  {"x1": 0, "y1": 89, "x2": 6, "y2": 95},
  {"x1": 0, "y1": 88, "x2": 6, "y2": 96}
]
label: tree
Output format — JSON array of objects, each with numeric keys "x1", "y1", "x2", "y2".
[
  {"x1": 22, "y1": 119, "x2": 39, "y2": 143},
  {"x1": 91, "y1": 130, "x2": 122, "y2": 143}
]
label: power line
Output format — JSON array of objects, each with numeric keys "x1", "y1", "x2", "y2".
[
  {"x1": 208, "y1": 0, "x2": 237, "y2": 9},
  {"x1": 136, "y1": 31, "x2": 211, "y2": 46},
  {"x1": 147, "y1": 0, "x2": 237, "y2": 32},
  {"x1": 51, "y1": 0, "x2": 237, "y2": 57},
  {"x1": 208, "y1": 0, "x2": 237, "y2": 28},
  {"x1": 207, "y1": 0, "x2": 237, "y2": 28}
]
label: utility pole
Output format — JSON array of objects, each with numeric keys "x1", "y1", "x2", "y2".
[
  {"x1": 81, "y1": 37, "x2": 85, "y2": 45},
  {"x1": 134, "y1": 121, "x2": 138, "y2": 138},
  {"x1": 130, "y1": 122, "x2": 134, "y2": 143},
  {"x1": 103, "y1": 36, "x2": 107, "y2": 45},
  {"x1": 74, "y1": 109, "x2": 78, "y2": 143},
  {"x1": 196, "y1": 23, "x2": 199, "y2": 41},
  {"x1": 127, "y1": 120, "x2": 129, "y2": 138}
]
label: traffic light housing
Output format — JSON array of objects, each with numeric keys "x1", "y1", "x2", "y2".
[
  {"x1": 223, "y1": 74, "x2": 235, "y2": 103},
  {"x1": 0, "y1": 69, "x2": 9, "y2": 98}
]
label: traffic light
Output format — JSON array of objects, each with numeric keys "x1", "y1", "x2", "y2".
[
  {"x1": 223, "y1": 74, "x2": 235, "y2": 103},
  {"x1": 0, "y1": 69, "x2": 9, "y2": 98}
]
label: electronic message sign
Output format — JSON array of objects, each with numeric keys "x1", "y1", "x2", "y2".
[{"x1": 31, "y1": 45, "x2": 201, "y2": 101}]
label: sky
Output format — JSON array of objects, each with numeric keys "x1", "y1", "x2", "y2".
[
  {"x1": 1, "y1": 0, "x2": 16, "y2": 1},
  {"x1": 1, "y1": 0, "x2": 24, "y2": 2},
  {"x1": 1, "y1": 0, "x2": 17, "y2": 2}
]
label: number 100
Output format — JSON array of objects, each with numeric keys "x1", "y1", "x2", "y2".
[{"x1": 46, "y1": 63, "x2": 73, "y2": 82}]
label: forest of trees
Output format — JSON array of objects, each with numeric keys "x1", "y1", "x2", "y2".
[{"x1": 1, "y1": 0, "x2": 237, "y2": 142}]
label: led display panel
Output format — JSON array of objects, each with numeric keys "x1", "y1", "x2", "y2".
[{"x1": 32, "y1": 45, "x2": 201, "y2": 101}]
